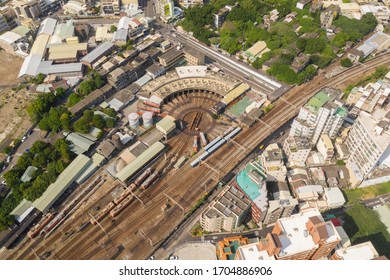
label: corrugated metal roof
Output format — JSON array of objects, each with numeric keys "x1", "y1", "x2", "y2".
[
  {"x1": 10, "y1": 199, "x2": 34, "y2": 223},
  {"x1": 49, "y1": 43, "x2": 87, "y2": 54},
  {"x1": 66, "y1": 133, "x2": 95, "y2": 153},
  {"x1": 32, "y1": 154, "x2": 91, "y2": 212},
  {"x1": 48, "y1": 49, "x2": 78, "y2": 60},
  {"x1": 81, "y1": 41, "x2": 114, "y2": 64},
  {"x1": 18, "y1": 54, "x2": 42, "y2": 78},
  {"x1": 113, "y1": 29, "x2": 128, "y2": 41},
  {"x1": 38, "y1": 18, "x2": 57, "y2": 36},
  {"x1": 0, "y1": 31, "x2": 21, "y2": 44},
  {"x1": 30, "y1": 34, "x2": 50, "y2": 57},
  {"x1": 221, "y1": 83, "x2": 250, "y2": 105},
  {"x1": 135, "y1": 74, "x2": 152, "y2": 87},
  {"x1": 118, "y1": 16, "x2": 131, "y2": 30},
  {"x1": 116, "y1": 142, "x2": 165, "y2": 182},
  {"x1": 156, "y1": 116, "x2": 176, "y2": 134},
  {"x1": 11, "y1": 25, "x2": 30, "y2": 37},
  {"x1": 21, "y1": 166, "x2": 38, "y2": 182}
]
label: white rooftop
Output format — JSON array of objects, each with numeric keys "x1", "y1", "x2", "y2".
[
  {"x1": 236, "y1": 243, "x2": 275, "y2": 260},
  {"x1": 324, "y1": 187, "x2": 346, "y2": 206},
  {"x1": 0, "y1": 31, "x2": 21, "y2": 44},
  {"x1": 38, "y1": 18, "x2": 57, "y2": 36},
  {"x1": 277, "y1": 208, "x2": 340, "y2": 257},
  {"x1": 335, "y1": 241, "x2": 379, "y2": 260},
  {"x1": 358, "y1": 109, "x2": 390, "y2": 152},
  {"x1": 176, "y1": 66, "x2": 207, "y2": 78}
]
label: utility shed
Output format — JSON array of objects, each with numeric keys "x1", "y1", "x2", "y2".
[
  {"x1": 10, "y1": 199, "x2": 34, "y2": 223},
  {"x1": 32, "y1": 154, "x2": 92, "y2": 213},
  {"x1": 66, "y1": 133, "x2": 95, "y2": 154},
  {"x1": 21, "y1": 166, "x2": 38, "y2": 182},
  {"x1": 156, "y1": 115, "x2": 176, "y2": 135},
  {"x1": 116, "y1": 142, "x2": 165, "y2": 182}
]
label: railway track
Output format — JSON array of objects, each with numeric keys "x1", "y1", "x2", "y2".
[{"x1": 10, "y1": 53, "x2": 390, "y2": 260}]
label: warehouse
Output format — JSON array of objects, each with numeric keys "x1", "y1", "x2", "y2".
[
  {"x1": 116, "y1": 142, "x2": 165, "y2": 182},
  {"x1": 81, "y1": 41, "x2": 115, "y2": 68},
  {"x1": 156, "y1": 115, "x2": 176, "y2": 138},
  {"x1": 32, "y1": 154, "x2": 92, "y2": 213},
  {"x1": 48, "y1": 42, "x2": 88, "y2": 62},
  {"x1": 30, "y1": 34, "x2": 50, "y2": 57}
]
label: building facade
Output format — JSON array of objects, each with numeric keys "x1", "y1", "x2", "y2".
[
  {"x1": 283, "y1": 136, "x2": 311, "y2": 164},
  {"x1": 260, "y1": 209, "x2": 341, "y2": 260},
  {"x1": 345, "y1": 109, "x2": 390, "y2": 181},
  {"x1": 200, "y1": 185, "x2": 251, "y2": 232},
  {"x1": 289, "y1": 90, "x2": 347, "y2": 145}
]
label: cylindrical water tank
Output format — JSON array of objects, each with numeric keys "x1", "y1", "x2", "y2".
[
  {"x1": 142, "y1": 112, "x2": 154, "y2": 128},
  {"x1": 128, "y1": 113, "x2": 139, "y2": 128}
]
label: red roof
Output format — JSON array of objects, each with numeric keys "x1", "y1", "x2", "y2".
[{"x1": 330, "y1": 218, "x2": 341, "y2": 227}]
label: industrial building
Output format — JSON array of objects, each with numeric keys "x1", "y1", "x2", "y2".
[
  {"x1": 244, "y1": 41, "x2": 270, "y2": 62},
  {"x1": 0, "y1": 29, "x2": 29, "y2": 57},
  {"x1": 156, "y1": 115, "x2": 176, "y2": 138},
  {"x1": 81, "y1": 41, "x2": 116, "y2": 68},
  {"x1": 115, "y1": 142, "x2": 165, "y2": 182},
  {"x1": 200, "y1": 185, "x2": 251, "y2": 232},
  {"x1": 158, "y1": 48, "x2": 184, "y2": 69},
  {"x1": 32, "y1": 154, "x2": 93, "y2": 213}
]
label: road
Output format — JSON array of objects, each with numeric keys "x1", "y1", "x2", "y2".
[{"x1": 5, "y1": 50, "x2": 390, "y2": 261}]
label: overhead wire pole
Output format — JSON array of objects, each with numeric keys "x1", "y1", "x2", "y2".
[
  {"x1": 257, "y1": 118, "x2": 273, "y2": 129},
  {"x1": 280, "y1": 97, "x2": 298, "y2": 110},
  {"x1": 199, "y1": 160, "x2": 221, "y2": 181},
  {"x1": 138, "y1": 229, "x2": 153, "y2": 246},
  {"x1": 228, "y1": 138, "x2": 248, "y2": 153},
  {"x1": 88, "y1": 212, "x2": 109, "y2": 237},
  {"x1": 119, "y1": 180, "x2": 145, "y2": 207},
  {"x1": 163, "y1": 192, "x2": 185, "y2": 217}
]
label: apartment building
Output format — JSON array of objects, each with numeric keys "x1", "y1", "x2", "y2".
[
  {"x1": 183, "y1": 46, "x2": 205, "y2": 65},
  {"x1": 264, "y1": 181, "x2": 298, "y2": 225},
  {"x1": 101, "y1": 0, "x2": 120, "y2": 15},
  {"x1": 260, "y1": 208, "x2": 341, "y2": 260},
  {"x1": 12, "y1": 0, "x2": 42, "y2": 19},
  {"x1": 235, "y1": 242, "x2": 275, "y2": 260},
  {"x1": 316, "y1": 134, "x2": 334, "y2": 161},
  {"x1": 200, "y1": 185, "x2": 251, "y2": 233},
  {"x1": 179, "y1": 0, "x2": 203, "y2": 9},
  {"x1": 331, "y1": 241, "x2": 380, "y2": 260},
  {"x1": 158, "y1": 0, "x2": 174, "y2": 22},
  {"x1": 283, "y1": 136, "x2": 311, "y2": 164},
  {"x1": 216, "y1": 236, "x2": 248, "y2": 260},
  {"x1": 158, "y1": 47, "x2": 184, "y2": 69},
  {"x1": 345, "y1": 108, "x2": 390, "y2": 182},
  {"x1": 289, "y1": 89, "x2": 347, "y2": 145},
  {"x1": 234, "y1": 160, "x2": 268, "y2": 224},
  {"x1": 258, "y1": 144, "x2": 287, "y2": 182},
  {"x1": 213, "y1": 7, "x2": 230, "y2": 28}
]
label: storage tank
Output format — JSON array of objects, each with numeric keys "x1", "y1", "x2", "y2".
[
  {"x1": 111, "y1": 134, "x2": 123, "y2": 149},
  {"x1": 142, "y1": 111, "x2": 154, "y2": 128},
  {"x1": 128, "y1": 113, "x2": 140, "y2": 128}
]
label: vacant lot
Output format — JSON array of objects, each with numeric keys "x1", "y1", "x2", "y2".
[
  {"x1": 344, "y1": 182, "x2": 390, "y2": 203},
  {"x1": 343, "y1": 203, "x2": 390, "y2": 258},
  {"x1": 0, "y1": 50, "x2": 24, "y2": 86}
]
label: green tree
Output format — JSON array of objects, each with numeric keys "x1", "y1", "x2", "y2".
[
  {"x1": 110, "y1": 25, "x2": 117, "y2": 33},
  {"x1": 67, "y1": 92, "x2": 81, "y2": 107},
  {"x1": 34, "y1": 73, "x2": 46, "y2": 85},
  {"x1": 105, "y1": 118, "x2": 116, "y2": 128},
  {"x1": 83, "y1": 109, "x2": 94, "y2": 123},
  {"x1": 77, "y1": 80, "x2": 96, "y2": 96},
  {"x1": 73, "y1": 117, "x2": 91, "y2": 133},
  {"x1": 60, "y1": 113, "x2": 71, "y2": 131},
  {"x1": 92, "y1": 114, "x2": 106, "y2": 129},
  {"x1": 341, "y1": 58, "x2": 353, "y2": 67},
  {"x1": 30, "y1": 141, "x2": 49, "y2": 154},
  {"x1": 305, "y1": 37, "x2": 326, "y2": 54},
  {"x1": 54, "y1": 139, "x2": 72, "y2": 161}
]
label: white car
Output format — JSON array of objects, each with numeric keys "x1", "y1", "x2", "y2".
[{"x1": 21, "y1": 136, "x2": 27, "y2": 142}]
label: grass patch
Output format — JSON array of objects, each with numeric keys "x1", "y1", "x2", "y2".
[
  {"x1": 343, "y1": 182, "x2": 390, "y2": 203},
  {"x1": 342, "y1": 203, "x2": 390, "y2": 258}
]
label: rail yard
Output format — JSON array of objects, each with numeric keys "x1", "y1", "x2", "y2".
[{"x1": 2, "y1": 53, "x2": 390, "y2": 261}]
